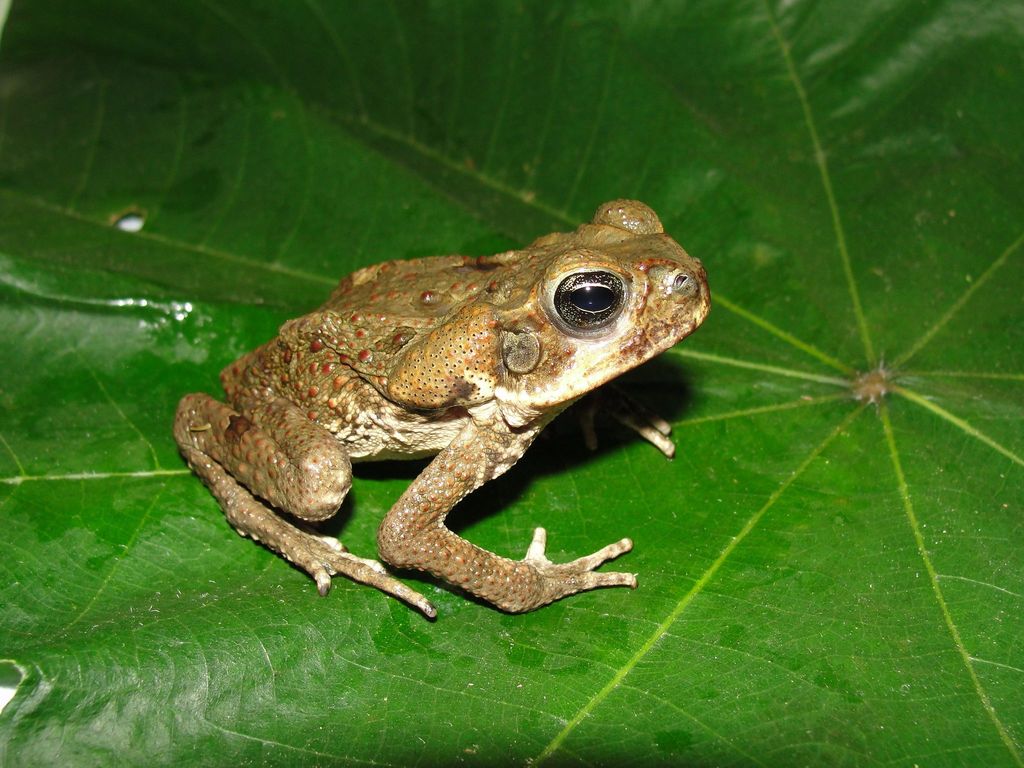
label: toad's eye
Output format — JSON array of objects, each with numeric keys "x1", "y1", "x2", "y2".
[{"x1": 553, "y1": 271, "x2": 625, "y2": 330}]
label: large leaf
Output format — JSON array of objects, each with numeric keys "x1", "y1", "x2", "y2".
[{"x1": 2, "y1": 1, "x2": 1022, "y2": 765}]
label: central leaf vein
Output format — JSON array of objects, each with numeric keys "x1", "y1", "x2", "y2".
[{"x1": 532, "y1": 406, "x2": 865, "y2": 764}]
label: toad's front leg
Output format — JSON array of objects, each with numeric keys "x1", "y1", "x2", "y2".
[{"x1": 376, "y1": 419, "x2": 636, "y2": 613}]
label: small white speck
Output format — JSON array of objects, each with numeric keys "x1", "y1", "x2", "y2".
[{"x1": 114, "y1": 212, "x2": 145, "y2": 232}]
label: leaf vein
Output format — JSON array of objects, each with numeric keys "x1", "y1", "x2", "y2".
[
  {"x1": 763, "y1": 1, "x2": 874, "y2": 365},
  {"x1": 715, "y1": 294, "x2": 854, "y2": 374},
  {"x1": 893, "y1": 385, "x2": 1024, "y2": 468},
  {"x1": 198, "y1": 99, "x2": 252, "y2": 247},
  {"x1": 0, "y1": 431, "x2": 26, "y2": 477},
  {"x1": 67, "y1": 58, "x2": 107, "y2": 210},
  {"x1": 273, "y1": 94, "x2": 314, "y2": 262},
  {"x1": 59, "y1": 486, "x2": 163, "y2": 634},
  {"x1": 616, "y1": 684, "x2": 772, "y2": 767},
  {"x1": 481, "y1": 22, "x2": 519, "y2": 175},
  {"x1": 532, "y1": 406, "x2": 865, "y2": 764},
  {"x1": 203, "y1": 716, "x2": 390, "y2": 764},
  {"x1": 937, "y1": 574, "x2": 1023, "y2": 600},
  {"x1": 525, "y1": 15, "x2": 568, "y2": 189},
  {"x1": 0, "y1": 468, "x2": 190, "y2": 485},
  {"x1": 0, "y1": 75, "x2": 10, "y2": 162},
  {"x1": 970, "y1": 657, "x2": 1024, "y2": 676},
  {"x1": 894, "y1": 230, "x2": 1024, "y2": 367},
  {"x1": 146, "y1": 81, "x2": 189, "y2": 228},
  {"x1": 675, "y1": 393, "x2": 845, "y2": 427},
  {"x1": 880, "y1": 404, "x2": 1023, "y2": 765},
  {"x1": 385, "y1": 0, "x2": 416, "y2": 137},
  {"x1": 0, "y1": 189, "x2": 335, "y2": 287},
  {"x1": 80, "y1": 356, "x2": 162, "y2": 470},
  {"x1": 670, "y1": 347, "x2": 849, "y2": 387},
  {"x1": 902, "y1": 370, "x2": 1024, "y2": 382},
  {"x1": 200, "y1": 0, "x2": 291, "y2": 89},
  {"x1": 443, "y1": 3, "x2": 464, "y2": 156},
  {"x1": 303, "y1": 0, "x2": 368, "y2": 118}
]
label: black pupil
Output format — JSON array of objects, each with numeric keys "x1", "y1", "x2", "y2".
[
  {"x1": 554, "y1": 271, "x2": 624, "y2": 330},
  {"x1": 571, "y1": 284, "x2": 616, "y2": 314}
]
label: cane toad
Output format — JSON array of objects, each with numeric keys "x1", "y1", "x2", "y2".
[{"x1": 174, "y1": 200, "x2": 710, "y2": 617}]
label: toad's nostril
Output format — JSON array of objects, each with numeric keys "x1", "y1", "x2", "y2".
[{"x1": 672, "y1": 272, "x2": 698, "y2": 298}]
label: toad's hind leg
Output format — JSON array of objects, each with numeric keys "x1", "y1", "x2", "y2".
[{"x1": 174, "y1": 393, "x2": 435, "y2": 617}]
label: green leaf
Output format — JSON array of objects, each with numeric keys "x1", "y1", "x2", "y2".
[{"x1": 2, "y1": 1, "x2": 1022, "y2": 765}]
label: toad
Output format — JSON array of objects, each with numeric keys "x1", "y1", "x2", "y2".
[{"x1": 174, "y1": 200, "x2": 709, "y2": 617}]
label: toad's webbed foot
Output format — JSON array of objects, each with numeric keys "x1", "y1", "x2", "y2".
[
  {"x1": 522, "y1": 527, "x2": 637, "y2": 607},
  {"x1": 299, "y1": 533, "x2": 437, "y2": 619}
]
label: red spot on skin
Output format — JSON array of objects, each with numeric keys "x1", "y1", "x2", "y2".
[
  {"x1": 280, "y1": 373, "x2": 290, "y2": 383},
  {"x1": 370, "y1": 293, "x2": 380, "y2": 302},
  {"x1": 327, "y1": 397, "x2": 337, "y2": 409},
  {"x1": 420, "y1": 290, "x2": 435, "y2": 304},
  {"x1": 393, "y1": 332, "x2": 408, "y2": 345},
  {"x1": 350, "y1": 313, "x2": 362, "y2": 323},
  {"x1": 308, "y1": 411, "x2": 318, "y2": 420},
  {"x1": 451, "y1": 282, "x2": 461, "y2": 291},
  {"x1": 308, "y1": 362, "x2": 317, "y2": 374},
  {"x1": 321, "y1": 362, "x2": 333, "y2": 374},
  {"x1": 282, "y1": 348, "x2": 293, "y2": 363},
  {"x1": 358, "y1": 349, "x2": 373, "y2": 363},
  {"x1": 308, "y1": 386, "x2": 319, "y2": 397},
  {"x1": 310, "y1": 339, "x2": 323, "y2": 352},
  {"x1": 355, "y1": 329, "x2": 366, "y2": 339},
  {"x1": 387, "y1": 290, "x2": 400, "y2": 299}
]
